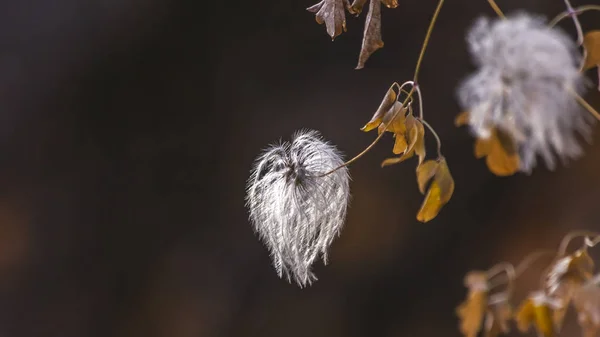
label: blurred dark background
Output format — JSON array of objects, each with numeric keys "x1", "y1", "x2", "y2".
[{"x1": 0, "y1": 0, "x2": 599, "y2": 336}]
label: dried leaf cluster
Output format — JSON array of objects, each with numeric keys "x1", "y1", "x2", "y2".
[
  {"x1": 361, "y1": 83, "x2": 454, "y2": 222},
  {"x1": 307, "y1": 0, "x2": 399, "y2": 69},
  {"x1": 245, "y1": 0, "x2": 600, "y2": 288},
  {"x1": 457, "y1": 232, "x2": 600, "y2": 337}
]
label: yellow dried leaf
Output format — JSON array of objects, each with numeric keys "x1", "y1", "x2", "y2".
[
  {"x1": 378, "y1": 101, "x2": 406, "y2": 136},
  {"x1": 380, "y1": 114, "x2": 425, "y2": 167},
  {"x1": 381, "y1": 0, "x2": 398, "y2": 8},
  {"x1": 393, "y1": 132, "x2": 408, "y2": 154},
  {"x1": 583, "y1": 30, "x2": 600, "y2": 71},
  {"x1": 380, "y1": 152, "x2": 412, "y2": 167},
  {"x1": 474, "y1": 137, "x2": 492, "y2": 158},
  {"x1": 457, "y1": 271, "x2": 489, "y2": 337},
  {"x1": 516, "y1": 298, "x2": 536, "y2": 333},
  {"x1": 362, "y1": 86, "x2": 397, "y2": 132},
  {"x1": 484, "y1": 129, "x2": 519, "y2": 177},
  {"x1": 454, "y1": 111, "x2": 519, "y2": 176},
  {"x1": 516, "y1": 292, "x2": 559, "y2": 337},
  {"x1": 416, "y1": 157, "x2": 454, "y2": 222},
  {"x1": 416, "y1": 160, "x2": 439, "y2": 194},
  {"x1": 533, "y1": 303, "x2": 555, "y2": 337}
]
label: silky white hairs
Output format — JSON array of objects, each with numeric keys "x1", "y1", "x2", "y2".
[
  {"x1": 457, "y1": 13, "x2": 593, "y2": 173},
  {"x1": 246, "y1": 130, "x2": 351, "y2": 287}
]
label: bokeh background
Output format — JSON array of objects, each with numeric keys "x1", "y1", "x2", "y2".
[{"x1": 0, "y1": 0, "x2": 599, "y2": 336}]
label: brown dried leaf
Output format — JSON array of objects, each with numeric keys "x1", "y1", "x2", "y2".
[
  {"x1": 573, "y1": 276, "x2": 600, "y2": 337},
  {"x1": 457, "y1": 271, "x2": 489, "y2": 337},
  {"x1": 455, "y1": 111, "x2": 470, "y2": 127},
  {"x1": 348, "y1": 0, "x2": 367, "y2": 14},
  {"x1": 484, "y1": 294, "x2": 512, "y2": 337},
  {"x1": 356, "y1": 0, "x2": 383, "y2": 69},
  {"x1": 416, "y1": 156, "x2": 454, "y2": 222},
  {"x1": 583, "y1": 31, "x2": 600, "y2": 71},
  {"x1": 307, "y1": 0, "x2": 349, "y2": 40},
  {"x1": 361, "y1": 87, "x2": 397, "y2": 132}
]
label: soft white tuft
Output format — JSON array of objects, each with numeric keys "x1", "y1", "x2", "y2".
[
  {"x1": 246, "y1": 130, "x2": 350, "y2": 287},
  {"x1": 457, "y1": 13, "x2": 593, "y2": 173}
]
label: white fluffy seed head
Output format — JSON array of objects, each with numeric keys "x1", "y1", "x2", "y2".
[
  {"x1": 246, "y1": 130, "x2": 351, "y2": 287},
  {"x1": 457, "y1": 13, "x2": 594, "y2": 173}
]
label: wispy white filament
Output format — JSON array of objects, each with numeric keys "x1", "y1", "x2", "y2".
[
  {"x1": 458, "y1": 13, "x2": 593, "y2": 173},
  {"x1": 246, "y1": 130, "x2": 350, "y2": 287}
]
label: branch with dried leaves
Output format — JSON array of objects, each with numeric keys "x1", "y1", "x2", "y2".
[{"x1": 457, "y1": 230, "x2": 600, "y2": 337}]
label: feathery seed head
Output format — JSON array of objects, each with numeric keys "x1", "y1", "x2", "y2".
[
  {"x1": 246, "y1": 130, "x2": 350, "y2": 287},
  {"x1": 458, "y1": 13, "x2": 593, "y2": 173}
]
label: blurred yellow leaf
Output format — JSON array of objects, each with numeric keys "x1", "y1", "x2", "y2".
[
  {"x1": 457, "y1": 271, "x2": 489, "y2": 337},
  {"x1": 583, "y1": 31, "x2": 600, "y2": 71},
  {"x1": 416, "y1": 157, "x2": 454, "y2": 222},
  {"x1": 546, "y1": 249, "x2": 595, "y2": 331},
  {"x1": 516, "y1": 292, "x2": 559, "y2": 337},
  {"x1": 482, "y1": 129, "x2": 519, "y2": 176},
  {"x1": 573, "y1": 275, "x2": 600, "y2": 337},
  {"x1": 455, "y1": 111, "x2": 470, "y2": 127},
  {"x1": 454, "y1": 111, "x2": 519, "y2": 176}
]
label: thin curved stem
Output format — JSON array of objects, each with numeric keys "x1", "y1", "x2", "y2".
[
  {"x1": 413, "y1": 0, "x2": 444, "y2": 83},
  {"x1": 514, "y1": 250, "x2": 556, "y2": 278},
  {"x1": 549, "y1": 5, "x2": 600, "y2": 29},
  {"x1": 557, "y1": 230, "x2": 600, "y2": 257},
  {"x1": 571, "y1": 91, "x2": 600, "y2": 121},
  {"x1": 418, "y1": 118, "x2": 442, "y2": 158},
  {"x1": 487, "y1": 0, "x2": 506, "y2": 19},
  {"x1": 561, "y1": 0, "x2": 584, "y2": 45},
  {"x1": 486, "y1": 262, "x2": 515, "y2": 297},
  {"x1": 320, "y1": 0, "x2": 444, "y2": 176},
  {"x1": 414, "y1": 84, "x2": 424, "y2": 120},
  {"x1": 486, "y1": 250, "x2": 554, "y2": 288}
]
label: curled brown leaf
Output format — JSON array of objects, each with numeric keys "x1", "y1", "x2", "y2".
[
  {"x1": 356, "y1": 0, "x2": 383, "y2": 69},
  {"x1": 307, "y1": 0, "x2": 350, "y2": 40}
]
